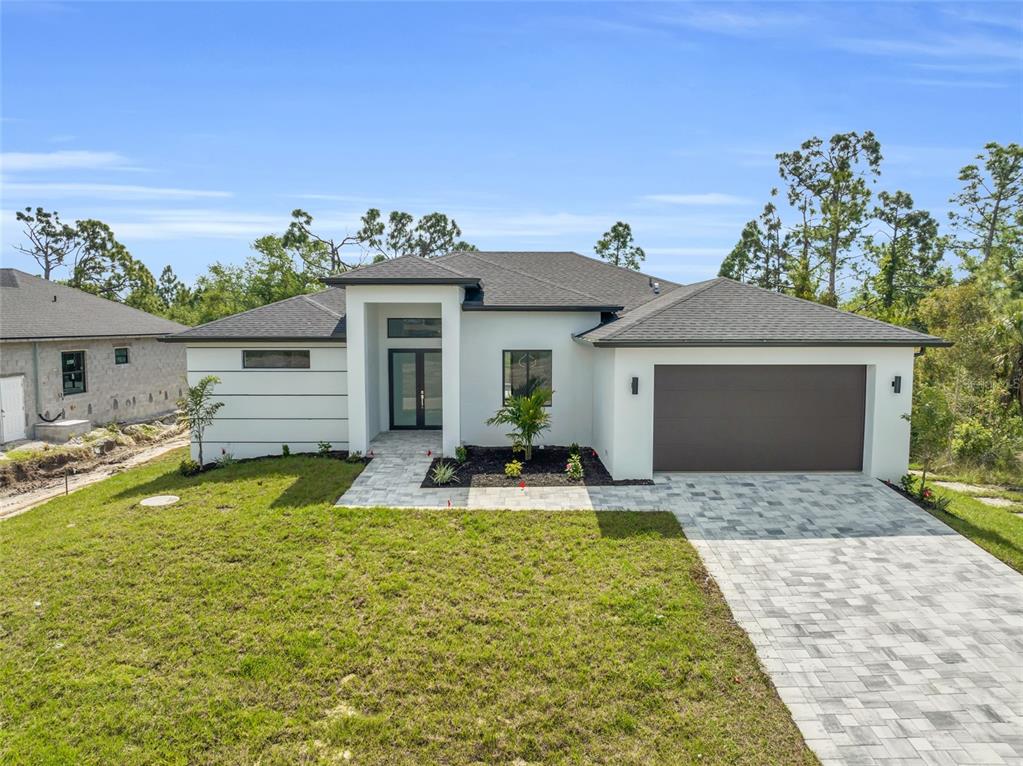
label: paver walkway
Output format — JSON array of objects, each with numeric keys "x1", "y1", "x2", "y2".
[{"x1": 337, "y1": 433, "x2": 1023, "y2": 765}]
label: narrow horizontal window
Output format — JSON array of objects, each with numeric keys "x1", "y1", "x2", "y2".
[
  {"x1": 503, "y1": 350, "x2": 552, "y2": 405},
  {"x1": 62, "y1": 350, "x2": 86, "y2": 395},
  {"x1": 387, "y1": 318, "x2": 441, "y2": 338},
  {"x1": 242, "y1": 350, "x2": 311, "y2": 369},
  {"x1": 114, "y1": 347, "x2": 130, "y2": 365}
]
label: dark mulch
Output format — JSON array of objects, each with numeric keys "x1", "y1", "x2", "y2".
[{"x1": 421, "y1": 445, "x2": 654, "y2": 488}]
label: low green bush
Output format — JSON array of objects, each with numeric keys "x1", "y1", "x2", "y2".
[
  {"x1": 431, "y1": 461, "x2": 459, "y2": 485},
  {"x1": 566, "y1": 454, "x2": 584, "y2": 481},
  {"x1": 455, "y1": 445, "x2": 468, "y2": 463},
  {"x1": 504, "y1": 460, "x2": 523, "y2": 478},
  {"x1": 178, "y1": 458, "x2": 201, "y2": 476}
]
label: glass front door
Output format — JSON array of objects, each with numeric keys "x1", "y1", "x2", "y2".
[{"x1": 389, "y1": 349, "x2": 442, "y2": 430}]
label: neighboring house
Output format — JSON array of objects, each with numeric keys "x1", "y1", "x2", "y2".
[
  {"x1": 163, "y1": 251, "x2": 948, "y2": 481},
  {"x1": 0, "y1": 268, "x2": 187, "y2": 442}
]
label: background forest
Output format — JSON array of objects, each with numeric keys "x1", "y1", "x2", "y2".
[{"x1": 12, "y1": 136, "x2": 1022, "y2": 483}]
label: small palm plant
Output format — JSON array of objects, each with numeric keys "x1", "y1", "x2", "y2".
[
  {"x1": 177, "y1": 375, "x2": 224, "y2": 470},
  {"x1": 486, "y1": 387, "x2": 552, "y2": 461}
]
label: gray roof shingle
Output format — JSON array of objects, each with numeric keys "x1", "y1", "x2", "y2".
[
  {"x1": 577, "y1": 277, "x2": 949, "y2": 347},
  {"x1": 439, "y1": 251, "x2": 677, "y2": 311},
  {"x1": 0, "y1": 268, "x2": 187, "y2": 341},
  {"x1": 163, "y1": 288, "x2": 346, "y2": 342},
  {"x1": 324, "y1": 254, "x2": 480, "y2": 285}
]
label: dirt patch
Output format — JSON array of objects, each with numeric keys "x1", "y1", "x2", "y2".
[{"x1": 421, "y1": 445, "x2": 653, "y2": 488}]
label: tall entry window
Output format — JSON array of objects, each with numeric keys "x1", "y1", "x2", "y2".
[
  {"x1": 61, "y1": 351, "x2": 86, "y2": 395},
  {"x1": 503, "y1": 350, "x2": 552, "y2": 404}
]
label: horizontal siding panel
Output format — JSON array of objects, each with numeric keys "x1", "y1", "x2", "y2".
[
  {"x1": 187, "y1": 345, "x2": 346, "y2": 372},
  {"x1": 200, "y1": 441, "x2": 348, "y2": 460},
  {"x1": 215, "y1": 395, "x2": 348, "y2": 420},
  {"x1": 187, "y1": 370, "x2": 347, "y2": 396},
  {"x1": 205, "y1": 418, "x2": 348, "y2": 444}
]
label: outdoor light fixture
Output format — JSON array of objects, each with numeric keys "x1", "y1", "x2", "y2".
[
  {"x1": 631, "y1": 376, "x2": 639, "y2": 395},
  {"x1": 891, "y1": 375, "x2": 902, "y2": 394}
]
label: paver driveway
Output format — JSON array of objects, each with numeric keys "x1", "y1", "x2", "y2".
[{"x1": 663, "y1": 473, "x2": 1023, "y2": 766}]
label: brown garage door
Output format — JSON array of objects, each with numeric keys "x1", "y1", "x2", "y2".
[{"x1": 653, "y1": 365, "x2": 866, "y2": 471}]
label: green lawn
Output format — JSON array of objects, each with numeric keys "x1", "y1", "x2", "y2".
[
  {"x1": 924, "y1": 485, "x2": 1023, "y2": 574},
  {"x1": 1, "y1": 449, "x2": 815, "y2": 765}
]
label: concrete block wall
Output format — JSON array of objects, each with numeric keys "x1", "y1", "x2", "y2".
[{"x1": 0, "y1": 337, "x2": 186, "y2": 435}]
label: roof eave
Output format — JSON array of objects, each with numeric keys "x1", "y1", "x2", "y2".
[
  {"x1": 3, "y1": 332, "x2": 183, "y2": 342},
  {"x1": 322, "y1": 276, "x2": 480, "y2": 287},
  {"x1": 587, "y1": 338, "x2": 952, "y2": 348},
  {"x1": 462, "y1": 302, "x2": 623, "y2": 312},
  {"x1": 160, "y1": 335, "x2": 347, "y2": 343}
]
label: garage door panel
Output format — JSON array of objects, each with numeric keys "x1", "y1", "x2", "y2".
[{"x1": 653, "y1": 365, "x2": 865, "y2": 471}]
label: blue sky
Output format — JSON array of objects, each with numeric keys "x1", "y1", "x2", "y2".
[{"x1": 2, "y1": 1, "x2": 1021, "y2": 284}]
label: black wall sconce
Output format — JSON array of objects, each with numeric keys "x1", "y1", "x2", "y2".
[
  {"x1": 891, "y1": 375, "x2": 902, "y2": 394},
  {"x1": 631, "y1": 376, "x2": 639, "y2": 395}
]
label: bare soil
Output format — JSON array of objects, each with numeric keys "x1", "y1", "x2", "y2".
[{"x1": 421, "y1": 445, "x2": 653, "y2": 488}]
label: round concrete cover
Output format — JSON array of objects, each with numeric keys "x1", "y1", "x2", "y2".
[{"x1": 140, "y1": 495, "x2": 180, "y2": 507}]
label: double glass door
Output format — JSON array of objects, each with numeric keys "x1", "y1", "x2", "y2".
[{"x1": 389, "y1": 349, "x2": 442, "y2": 429}]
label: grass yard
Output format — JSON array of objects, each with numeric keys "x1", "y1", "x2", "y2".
[
  {"x1": 1, "y1": 449, "x2": 815, "y2": 765},
  {"x1": 923, "y1": 485, "x2": 1023, "y2": 574}
]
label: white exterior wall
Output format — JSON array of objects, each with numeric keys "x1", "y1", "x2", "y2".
[
  {"x1": 459, "y1": 311, "x2": 601, "y2": 447},
  {"x1": 590, "y1": 346, "x2": 615, "y2": 468},
  {"x1": 598, "y1": 345, "x2": 915, "y2": 482},
  {"x1": 185, "y1": 342, "x2": 347, "y2": 461},
  {"x1": 344, "y1": 285, "x2": 462, "y2": 455}
]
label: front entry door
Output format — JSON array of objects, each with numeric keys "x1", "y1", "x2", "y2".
[{"x1": 389, "y1": 350, "x2": 442, "y2": 429}]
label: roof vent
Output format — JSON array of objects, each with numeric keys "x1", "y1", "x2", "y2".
[
  {"x1": 53, "y1": 295, "x2": 57, "y2": 302},
  {"x1": 650, "y1": 279, "x2": 661, "y2": 295}
]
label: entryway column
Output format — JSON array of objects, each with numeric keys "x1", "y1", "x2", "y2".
[
  {"x1": 440, "y1": 289, "x2": 461, "y2": 456},
  {"x1": 346, "y1": 294, "x2": 369, "y2": 454}
]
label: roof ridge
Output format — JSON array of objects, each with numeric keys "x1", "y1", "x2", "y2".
[
  {"x1": 715, "y1": 277, "x2": 944, "y2": 340},
  {"x1": 599, "y1": 278, "x2": 722, "y2": 340},
  {"x1": 454, "y1": 251, "x2": 611, "y2": 304},
  {"x1": 559, "y1": 250, "x2": 680, "y2": 289},
  {"x1": 301, "y1": 291, "x2": 344, "y2": 319}
]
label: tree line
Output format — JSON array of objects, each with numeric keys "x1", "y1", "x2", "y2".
[{"x1": 717, "y1": 135, "x2": 1022, "y2": 479}]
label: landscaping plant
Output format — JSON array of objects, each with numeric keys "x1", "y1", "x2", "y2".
[
  {"x1": 486, "y1": 387, "x2": 552, "y2": 460},
  {"x1": 504, "y1": 459, "x2": 523, "y2": 478},
  {"x1": 176, "y1": 375, "x2": 224, "y2": 470},
  {"x1": 317, "y1": 441, "x2": 332, "y2": 456},
  {"x1": 566, "y1": 454, "x2": 584, "y2": 481},
  {"x1": 903, "y1": 385, "x2": 954, "y2": 500},
  {"x1": 569, "y1": 442, "x2": 581, "y2": 457},
  {"x1": 281, "y1": 444, "x2": 290, "y2": 456},
  {"x1": 455, "y1": 445, "x2": 468, "y2": 463},
  {"x1": 178, "y1": 458, "x2": 201, "y2": 477},
  {"x1": 430, "y1": 461, "x2": 459, "y2": 485}
]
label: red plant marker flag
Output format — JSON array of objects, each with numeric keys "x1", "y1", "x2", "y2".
[
  {"x1": 427, "y1": 449, "x2": 432, "y2": 457},
  {"x1": 519, "y1": 480, "x2": 526, "y2": 491},
  {"x1": 447, "y1": 498, "x2": 451, "y2": 508}
]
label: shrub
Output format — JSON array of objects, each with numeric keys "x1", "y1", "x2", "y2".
[
  {"x1": 504, "y1": 460, "x2": 523, "y2": 478},
  {"x1": 215, "y1": 450, "x2": 235, "y2": 468},
  {"x1": 569, "y1": 442, "x2": 581, "y2": 457},
  {"x1": 951, "y1": 419, "x2": 995, "y2": 464},
  {"x1": 899, "y1": 473, "x2": 917, "y2": 494},
  {"x1": 178, "y1": 458, "x2": 201, "y2": 477},
  {"x1": 486, "y1": 388, "x2": 552, "y2": 460},
  {"x1": 345, "y1": 451, "x2": 363, "y2": 463},
  {"x1": 178, "y1": 376, "x2": 224, "y2": 469},
  {"x1": 930, "y1": 494, "x2": 953, "y2": 512},
  {"x1": 281, "y1": 444, "x2": 291, "y2": 457},
  {"x1": 431, "y1": 461, "x2": 459, "y2": 485},
  {"x1": 455, "y1": 445, "x2": 468, "y2": 464},
  {"x1": 317, "y1": 441, "x2": 333, "y2": 456},
  {"x1": 566, "y1": 454, "x2": 583, "y2": 481}
]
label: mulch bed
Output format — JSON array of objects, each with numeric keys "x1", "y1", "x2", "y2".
[{"x1": 421, "y1": 445, "x2": 653, "y2": 488}]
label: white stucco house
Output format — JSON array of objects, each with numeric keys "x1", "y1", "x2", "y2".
[{"x1": 163, "y1": 251, "x2": 948, "y2": 481}]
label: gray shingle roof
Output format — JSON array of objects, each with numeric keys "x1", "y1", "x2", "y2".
[
  {"x1": 439, "y1": 251, "x2": 677, "y2": 311},
  {"x1": 324, "y1": 254, "x2": 480, "y2": 285},
  {"x1": 163, "y1": 288, "x2": 346, "y2": 342},
  {"x1": 0, "y1": 268, "x2": 187, "y2": 341},
  {"x1": 577, "y1": 277, "x2": 950, "y2": 347}
]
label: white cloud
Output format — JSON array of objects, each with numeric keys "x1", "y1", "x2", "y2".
[
  {"x1": 643, "y1": 193, "x2": 752, "y2": 206},
  {"x1": 654, "y1": 6, "x2": 807, "y2": 35},
  {"x1": 0, "y1": 150, "x2": 130, "y2": 172},
  {"x1": 2, "y1": 182, "x2": 232, "y2": 200},
  {"x1": 834, "y1": 33, "x2": 1022, "y2": 61}
]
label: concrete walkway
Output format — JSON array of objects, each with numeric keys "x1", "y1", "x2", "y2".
[{"x1": 336, "y1": 433, "x2": 1023, "y2": 765}]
